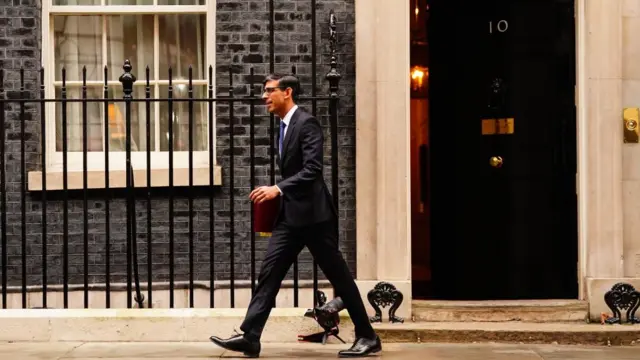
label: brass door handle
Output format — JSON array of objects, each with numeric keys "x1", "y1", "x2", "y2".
[{"x1": 489, "y1": 156, "x2": 503, "y2": 168}]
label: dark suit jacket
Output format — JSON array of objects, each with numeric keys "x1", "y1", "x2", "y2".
[{"x1": 275, "y1": 107, "x2": 336, "y2": 227}]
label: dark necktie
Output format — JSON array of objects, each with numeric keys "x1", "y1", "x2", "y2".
[{"x1": 279, "y1": 120, "x2": 287, "y2": 156}]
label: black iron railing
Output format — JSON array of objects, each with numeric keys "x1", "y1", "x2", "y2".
[{"x1": 0, "y1": 8, "x2": 341, "y2": 310}]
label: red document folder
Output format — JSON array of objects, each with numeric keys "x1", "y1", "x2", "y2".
[{"x1": 253, "y1": 197, "x2": 280, "y2": 236}]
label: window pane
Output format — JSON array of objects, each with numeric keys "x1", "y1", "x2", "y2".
[
  {"x1": 107, "y1": 15, "x2": 155, "y2": 81},
  {"x1": 158, "y1": 85, "x2": 208, "y2": 152},
  {"x1": 158, "y1": 0, "x2": 205, "y2": 5},
  {"x1": 55, "y1": 87, "x2": 104, "y2": 152},
  {"x1": 159, "y1": 14, "x2": 206, "y2": 81},
  {"x1": 55, "y1": 86, "x2": 155, "y2": 153},
  {"x1": 107, "y1": 86, "x2": 156, "y2": 152},
  {"x1": 54, "y1": 0, "x2": 100, "y2": 5},
  {"x1": 54, "y1": 16, "x2": 103, "y2": 81},
  {"x1": 107, "y1": 0, "x2": 153, "y2": 5}
]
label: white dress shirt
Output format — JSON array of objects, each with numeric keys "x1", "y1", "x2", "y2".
[
  {"x1": 275, "y1": 105, "x2": 298, "y2": 195},
  {"x1": 281, "y1": 105, "x2": 298, "y2": 140}
]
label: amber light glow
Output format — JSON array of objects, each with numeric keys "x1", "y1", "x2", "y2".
[{"x1": 411, "y1": 66, "x2": 428, "y2": 90}]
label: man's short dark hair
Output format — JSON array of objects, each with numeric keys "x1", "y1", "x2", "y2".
[{"x1": 263, "y1": 73, "x2": 301, "y2": 101}]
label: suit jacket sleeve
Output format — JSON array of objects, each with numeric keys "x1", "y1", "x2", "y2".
[{"x1": 276, "y1": 117, "x2": 323, "y2": 193}]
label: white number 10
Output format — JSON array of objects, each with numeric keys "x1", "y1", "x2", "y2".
[{"x1": 489, "y1": 20, "x2": 509, "y2": 33}]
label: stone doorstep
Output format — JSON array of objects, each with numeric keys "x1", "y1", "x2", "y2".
[
  {"x1": 1, "y1": 308, "x2": 640, "y2": 346},
  {"x1": 375, "y1": 322, "x2": 640, "y2": 346},
  {"x1": 411, "y1": 300, "x2": 590, "y2": 322}
]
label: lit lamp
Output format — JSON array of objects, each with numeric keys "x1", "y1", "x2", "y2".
[
  {"x1": 411, "y1": 66, "x2": 427, "y2": 91},
  {"x1": 410, "y1": 66, "x2": 428, "y2": 98}
]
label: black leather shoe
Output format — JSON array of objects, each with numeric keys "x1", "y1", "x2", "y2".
[
  {"x1": 338, "y1": 336, "x2": 382, "y2": 357},
  {"x1": 209, "y1": 332, "x2": 261, "y2": 358}
]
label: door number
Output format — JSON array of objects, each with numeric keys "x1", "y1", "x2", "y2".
[{"x1": 489, "y1": 20, "x2": 509, "y2": 33}]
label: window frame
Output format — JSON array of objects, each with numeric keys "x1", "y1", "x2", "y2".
[{"x1": 41, "y1": 0, "x2": 217, "y2": 174}]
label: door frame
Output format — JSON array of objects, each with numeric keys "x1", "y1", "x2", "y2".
[
  {"x1": 416, "y1": 0, "x2": 587, "y2": 300},
  {"x1": 352, "y1": 0, "x2": 591, "y2": 307},
  {"x1": 576, "y1": 0, "x2": 587, "y2": 301}
]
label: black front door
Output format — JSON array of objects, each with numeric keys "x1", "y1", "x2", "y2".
[{"x1": 428, "y1": 0, "x2": 578, "y2": 300}]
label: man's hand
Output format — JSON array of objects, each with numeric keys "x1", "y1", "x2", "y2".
[{"x1": 249, "y1": 185, "x2": 280, "y2": 204}]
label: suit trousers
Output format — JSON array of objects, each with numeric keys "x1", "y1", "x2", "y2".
[{"x1": 240, "y1": 218, "x2": 376, "y2": 340}]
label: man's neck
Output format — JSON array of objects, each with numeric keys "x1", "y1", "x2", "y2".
[{"x1": 278, "y1": 103, "x2": 296, "y2": 119}]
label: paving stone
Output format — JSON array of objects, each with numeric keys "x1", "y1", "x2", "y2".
[{"x1": 0, "y1": 342, "x2": 639, "y2": 360}]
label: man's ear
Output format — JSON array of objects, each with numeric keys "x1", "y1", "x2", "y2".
[{"x1": 284, "y1": 87, "x2": 293, "y2": 99}]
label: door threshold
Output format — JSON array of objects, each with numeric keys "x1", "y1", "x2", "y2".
[
  {"x1": 413, "y1": 299, "x2": 586, "y2": 307},
  {"x1": 412, "y1": 299, "x2": 588, "y2": 323},
  {"x1": 374, "y1": 321, "x2": 639, "y2": 345}
]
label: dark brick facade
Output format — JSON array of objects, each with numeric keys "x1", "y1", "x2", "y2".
[{"x1": 0, "y1": 0, "x2": 356, "y2": 302}]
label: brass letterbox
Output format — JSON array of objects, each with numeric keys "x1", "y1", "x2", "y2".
[{"x1": 624, "y1": 108, "x2": 640, "y2": 143}]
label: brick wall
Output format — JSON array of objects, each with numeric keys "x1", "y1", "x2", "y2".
[
  {"x1": 0, "y1": 0, "x2": 44, "y2": 288},
  {"x1": 0, "y1": 0, "x2": 356, "y2": 305}
]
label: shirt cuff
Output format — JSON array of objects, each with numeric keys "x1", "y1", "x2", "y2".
[{"x1": 275, "y1": 185, "x2": 283, "y2": 195}]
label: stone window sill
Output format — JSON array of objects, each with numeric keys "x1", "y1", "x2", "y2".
[{"x1": 27, "y1": 166, "x2": 222, "y2": 191}]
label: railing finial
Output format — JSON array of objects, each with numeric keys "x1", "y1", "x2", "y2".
[
  {"x1": 119, "y1": 59, "x2": 137, "y2": 99},
  {"x1": 325, "y1": 10, "x2": 341, "y2": 97}
]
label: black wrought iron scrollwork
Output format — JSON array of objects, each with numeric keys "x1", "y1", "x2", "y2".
[
  {"x1": 367, "y1": 282, "x2": 404, "y2": 323},
  {"x1": 604, "y1": 283, "x2": 640, "y2": 324}
]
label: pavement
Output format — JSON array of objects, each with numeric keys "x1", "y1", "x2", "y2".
[{"x1": 1, "y1": 341, "x2": 639, "y2": 360}]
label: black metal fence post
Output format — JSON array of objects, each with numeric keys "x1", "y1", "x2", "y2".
[
  {"x1": 268, "y1": 0, "x2": 276, "y2": 310},
  {"x1": 103, "y1": 66, "x2": 112, "y2": 309},
  {"x1": 292, "y1": 65, "x2": 299, "y2": 307},
  {"x1": 188, "y1": 65, "x2": 195, "y2": 308},
  {"x1": 269, "y1": 0, "x2": 276, "y2": 190},
  {"x1": 119, "y1": 59, "x2": 144, "y2": 309},
  {"x1": 168, "y1": 67, "x2": 175, "y2": 308},
  {"x1": 40, "y1": 67, "x2": 48, "y2": 309},
  {"x1": 208, "y1": 65, "x2": 215, "y2": 308},
  {"x1": 145, "y1": 66, "x2": 153, "y2": 308},
  {"x1": 82, "y1": 66, "x2": 89, "y2": 309},
  {"x1": 326, "y1": 11, "x2": 342, "y2": 243},
  {"x1": 249, "y1": 67, "x2": 256, "y2": 296},
  {"x1": 121, "y1": 60, "x2": 135, "y2": 308},
  {"x1": 311, "y1": 0, "x2": 319, "y2": 308},
  {"x1": 228, "y1": 66, "x2": 235, "y2": 308},
  {"x1": 19, "y1": 68, "x2": 27, "y2": 309},
  {"x1": 0, "y1": 68, "x2": 6, "y2": 309},
  {"x1": 61, "y1": 68, "x2": 69, "y2": 309}
]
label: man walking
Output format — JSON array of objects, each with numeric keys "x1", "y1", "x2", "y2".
[{"x1": 209, "y1": 74, "x2": 381, "y2": 358}]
